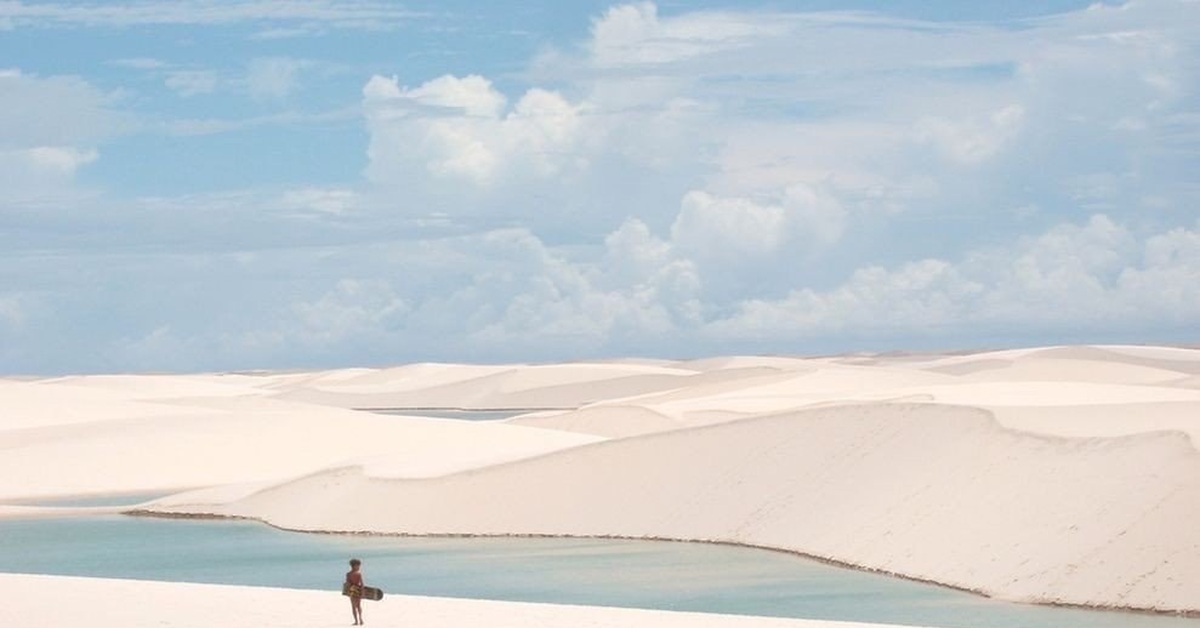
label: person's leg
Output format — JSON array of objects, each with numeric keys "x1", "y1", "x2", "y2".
[{"x1": 353, "y1": 597, "x2": 363, "y2": 624}]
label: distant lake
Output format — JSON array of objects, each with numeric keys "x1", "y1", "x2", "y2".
[
  {"x1": 362, "y1": 408, "x2": 557, "y2": 420},
  {"x1": 0, "y1": 515, "x2": 1196, "y2": 628}
]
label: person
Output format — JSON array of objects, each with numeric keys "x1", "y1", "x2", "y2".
[{"x1": 345, "y1": 558, "x2": 365, "y2": 625}]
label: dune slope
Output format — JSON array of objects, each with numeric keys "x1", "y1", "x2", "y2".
[{"x1": 145, "y1": 402, "x2": 1200, "y2": 614}]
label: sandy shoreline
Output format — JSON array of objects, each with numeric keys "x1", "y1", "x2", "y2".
[
  {"x1": 0, "y1": 573, "x2": 931, "y2": 628},
  {"x1": 3, "y1": 344, "x2": 1199, "y2": 625}
]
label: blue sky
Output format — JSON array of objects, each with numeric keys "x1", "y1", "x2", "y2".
[{"x1": 1, "y1": 0, "x2": 1197, "y2": 374}]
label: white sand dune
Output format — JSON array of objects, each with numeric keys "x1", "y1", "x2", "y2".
[
  {"x1": 0, "y1": 381, "x2": 600, "y2": 500},
  {"x1": 273, "y1": 361, "x2": 707, "y2": 409},
  {"x1": 3, "y1": 344, "x2": 1200, "y2": 624},
  {"x1": 511, "y1": 404, "x2": 687, "y2": 437},
  {"x1": 146, "y1": 403, "x2": 1200, "y2": 613},
  {"x1": 0, "y1": 573, "x2": 929, "y2": 628}
]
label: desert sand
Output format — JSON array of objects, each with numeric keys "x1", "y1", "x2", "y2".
[{"x1": 2, "y1": 344, "x2": 1199, "y2": 626}]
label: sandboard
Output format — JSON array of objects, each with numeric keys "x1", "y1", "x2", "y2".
[{"x1": 342, "y1": 582, "x2": 384, "y2": 601}]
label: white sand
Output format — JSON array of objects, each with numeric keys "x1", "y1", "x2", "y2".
[
  {"x1": 0, "y1": 573, "x2": 927, "y2": 628},
  {"x1": 0, "y1": 377, "x2": 602, "y2": 499},
  {"x1": 2, "y1": 344, "x2": 1199, "y2": 624}
]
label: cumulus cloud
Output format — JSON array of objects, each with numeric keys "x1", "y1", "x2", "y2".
[
  {"x1": 241, "y1": 225, "x2": 703, "y2": 362},
  {"x1": 6, "y1": 1, "x2": 1200, "y2": 372},
  {"x1": 915, "y1": 105, "x2": 1026, "y2": 165},
  {"x1": 363, "y1": 74, "x2": 584, "y2": 186},
  {"x1": 705, "y1": 215, "x2": 1200, "y2": 343},
  {"x1": 237, "y1": 0, "x2": 1198, "y2": 365},
  {"x1": 0, "y1": 69, "x2": 117, "y2": 206},
  {"x1": 589, "y1": 2, "x2": 787, "y2": 67},
  {"x1": 293, "y1": 279, "x2": 410, "y2": 345},
  {"x1": 229, "y1": 213, "x2": 1199, "y2": 365},
  {"x1": 671, "y1": 186, "x2": 846, "y2": 264},
  {"x1": 362, "y1": 0, "x2": 1198, "y2": 242},
  {"x1": 0, "y1": 68, "x2": 121, "y2": 147},
  {"x1": 439, "y1": 226, "x2": 699, "y2": 352},
  {"x1": 19, "y1": 208, "x2": 1193, "y2": 373}
]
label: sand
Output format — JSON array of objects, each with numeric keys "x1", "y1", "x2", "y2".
[
  {"x1": 0, "y1": 573, "x2": 927, "y2": 628},
  {"x1": 2, "y1": 344, "x2": 1199, "y2": 625}
]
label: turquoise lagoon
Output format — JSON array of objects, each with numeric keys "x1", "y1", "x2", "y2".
[{"x1": 0, "y1": 513, "x2": 1196, "y2": 628}]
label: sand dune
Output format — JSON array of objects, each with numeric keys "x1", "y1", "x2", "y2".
[
  {"x1": 145, "y1": 402, "x2": 1200, "y2": 614},
  {"x1": 0, "y1": 382, "x2": 600, "y2": 499},
  {"x1": 4, "y1": 344, "x2": 1200, "y2": 622},
  {"x1": 511, "y1": 404, "x2": 686, "y2": 437},
  {"x1": 273, "y1": 361, "x2": 706, "y2": 409}
]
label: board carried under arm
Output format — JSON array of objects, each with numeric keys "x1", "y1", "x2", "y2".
[{"x1": 342, "y1": 582, "x2": 384, "y2": 601}]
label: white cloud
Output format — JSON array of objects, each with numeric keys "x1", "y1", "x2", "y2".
[
  {"x1": 362, "y1": 0, "x2": 1198, "y2": 240},
  {"x1": 0, "y1": 69, "x2": 121, "y2": 147},
  {"x1": 600, "y1": 219, "x2": 695, "y2": 305},
  {"x1": 671, "y1": 185, "x2": 846, "y2": 263},
  {"x1": 707, "y1": 259, "x2": 982, "y2": 338},
  {"x1": 18, "y1": 207, "x2": 1193, "y2": 373},
  {"x1": 251, "y1": 27, "x2": 316, "y2": 40},
  {"x1": 461, "y1": 227, "x2": 700, "y2": 349},
  {"x1": 246, "y1": 57, "x2": 311, "y2": 100},
  {"x1": 110, "y1": 57, "x2": 168, "y2": 70},
  {"x1": 1118, "y1": 226, "x2": 1200, "y2": 322},
  {"x1": 967, "y1": 215, "x2": 1140, "y2": 323},
  {"x1": 589, "y1": 2, "x2": 789, "y2": 67},
  {"x1": 254, "y1": 225, "x2": 703, "y2": 359},
  {"x1": 915, "y1": 105, "x2": 1026, "y2": 165},
  {"x1": 314, "y1": 0, "x2": 1200, "y2": 360},
  {"x1": 280, "y1": 186, "x2": 359, "y2": 216},
  {"x1": 0, "y1": 146, "x2": 100, "y2": 206},
  {"x1": 24, "y1": 146, "x2": 98, "y2": 173},
  {"x1": 165, "y1": 70, "x2": 219, "y2": 97},
  {"x1": 293, "y1": 279, "x2": 410, "y2": 345},
  {"x1": 364, "y1": 74, "x2": 585, "y2": 187},
  {"x1": 705, "y1": 214, "x2": 1200, "y2": 342},
  {"x1": 255, "y1": 213, "x2": 1198, "y2": 362},
  {"x1": 396, "y1": 74, "x2": 507, "y2": 117},
  {"x1": 0, "y1": 1, "x2": 425, "y2": 30},
  {"x1": 7, "y1": 2, "x2": 1200, "y2": 372},
  {"x1": 161, "y1": 106, "x2": 360, "y2": 137}
]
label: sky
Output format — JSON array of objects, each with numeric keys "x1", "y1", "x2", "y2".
[{"x1": 1, "y1": 0, "x2": 1197, "y2": 374}]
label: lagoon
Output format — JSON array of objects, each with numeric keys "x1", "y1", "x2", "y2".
[{"x1": 0, "y1": 515, "x2": 1196, "y2": 628}]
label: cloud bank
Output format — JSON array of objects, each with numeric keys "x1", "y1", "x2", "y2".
[{"x1": 0, "y1": 1, "x2": 1197, "y2": 372}]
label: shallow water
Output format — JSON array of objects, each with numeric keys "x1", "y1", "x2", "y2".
[
  {"x1": 8, "y1": 491, "x2": 171, "y2": 508},
  {"x1": 364, "y1": 408, "x2": 550, "y2": 420},
  {"x1": 0, "y1": 515, "x2": 1196, "y2": 628}
]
